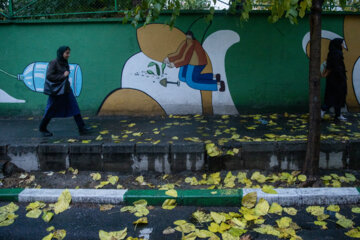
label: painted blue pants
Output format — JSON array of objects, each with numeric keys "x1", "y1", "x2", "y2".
[{"x1": 178, "y1": 65, "x2": 217, "y2": 91}]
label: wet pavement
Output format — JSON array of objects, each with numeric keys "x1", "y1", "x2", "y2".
[
  {"x1": 0, "y1": 113, "x2": 360, "y2": 145},
  {"x1": 0, "y1": 201, "x2": 359, "y2": 240}
]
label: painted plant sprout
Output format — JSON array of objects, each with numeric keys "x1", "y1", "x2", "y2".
[{"x1": 135, "y1": 61, "x2": 181, "y2": 88}]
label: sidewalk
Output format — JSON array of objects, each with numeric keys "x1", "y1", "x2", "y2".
[{"x1": 0, "y1": 113, "x2": 360, "y2": 173}]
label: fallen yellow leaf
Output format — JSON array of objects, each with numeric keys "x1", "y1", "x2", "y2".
[
  {"x1": 165, "y1": 189, "x2": 178, "y2": 198},
  {"x1": 54, "y1": 190, "x2": 71, "y2": 214},
  {"x1": 242, "y1": 192, "x2": 257, "y2": 208},
  {"x1": 133, "y1": 217, "x2": 148, "y2": 225},
  {"x1": 99, "y1": 228, "x2": 127, "y2": 240},
  {"x1": 254, "y1": 198, "x2": 270, "y2": 216},
  {"x1": 162, "y1": 199, "x2": 176, "y2": 210}
]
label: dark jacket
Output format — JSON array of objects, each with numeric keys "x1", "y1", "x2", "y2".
[
  {"x1": 44, "y1": 59, "x2": 71, "y2": 96},
  {"x1": 324, "y1": 51, "x2": 347, "y2": 108}
]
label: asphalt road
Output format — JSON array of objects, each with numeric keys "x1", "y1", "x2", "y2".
[{"x1": 0, "y1": 202, "x2": 359, "y2": 240}]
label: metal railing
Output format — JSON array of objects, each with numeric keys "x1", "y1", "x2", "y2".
[
  {"x1": 0, "y1": 0, "x2": 359, "y2": 21},
  {"x1": 0, "y1": 0, "x2": 133, "y2": 19}
]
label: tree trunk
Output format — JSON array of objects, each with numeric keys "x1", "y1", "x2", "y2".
[{"x1": 303, "y1": 0, "x2": 323, "y2": 176}]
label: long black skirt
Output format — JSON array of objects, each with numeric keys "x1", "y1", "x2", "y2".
[{"x1": 43, "y1": 91, "x2": 80, "y2": 118}]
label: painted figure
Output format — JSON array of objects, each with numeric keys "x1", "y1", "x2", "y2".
[
  {"x1": 39, "y1": 46, "x2": 91, "y2": 137},
  {"x1": 164, "y1": 31, "x2": 225, "y2": 92},
  {"x1": 321, "y1": 38, "x2": 348, "y2": 122}
]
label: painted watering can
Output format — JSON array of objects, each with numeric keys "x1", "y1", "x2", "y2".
[{"x1": 17, "y1": 62, "x2": 82, "y2": 97}]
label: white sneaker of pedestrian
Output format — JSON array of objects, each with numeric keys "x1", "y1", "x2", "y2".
[{"x1": 339, "y1": 115, "x2": 347, "y2": 121}]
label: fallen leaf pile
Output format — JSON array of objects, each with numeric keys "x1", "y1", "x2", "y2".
[{"x1": 0, "y1": 202, "x2": 19, "y2": 226}]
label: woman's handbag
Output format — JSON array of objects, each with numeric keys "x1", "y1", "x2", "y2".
[{"x1": 44, "y1": 77, "x2": 70, "y2": 96}]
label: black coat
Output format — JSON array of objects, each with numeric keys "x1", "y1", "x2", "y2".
[
  {"x1": 324, "y1": 51, "x2": 347, "y2": 108},
  {"x1": 44, "y1": 59, "x2": 71, "y2": 96}
]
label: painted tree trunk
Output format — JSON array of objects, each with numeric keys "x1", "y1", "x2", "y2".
[{"x1": 303, "y1": 0, "x2": 323, "y2": 175}]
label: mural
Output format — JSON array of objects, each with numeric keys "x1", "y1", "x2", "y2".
[
  {"x1": 302, "y1": 15, "x2": 360, "y2": 111},
  {"x1": 98, "y1": 23, "x2": 240, "y2": 116},
  {"x1": 0, "y1": 62, "x2": 83, "y2": 104},
  {"x1": 0, "y1": 14, "x2": 359, "y2": 116}
]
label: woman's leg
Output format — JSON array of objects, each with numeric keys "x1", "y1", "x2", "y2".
[
  {"x1": 39, "y1": 117, "x2": 52, "y2": 136},
  {"x1": 74, "y1": 114, "x2": 92, "y2": 134},
  {"x1": 39, "y1": 117, "x2": 51, "y2": 131},
  {"x1": 74, "y1": 114, "x2": 85, "y2": 129}
]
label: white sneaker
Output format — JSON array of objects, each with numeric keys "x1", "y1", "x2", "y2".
[
  {"x1": 339, "y1": 115, "x2": 347, "y2": 121},
  {"x1": 321, "y1": 110, "x2": 325, "y2": 119}
]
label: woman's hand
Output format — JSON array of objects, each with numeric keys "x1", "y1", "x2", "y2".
[{"x1": 64, "y1": 71, "x2": 70, "y2": 77}]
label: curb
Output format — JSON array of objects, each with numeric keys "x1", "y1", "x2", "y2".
[
  {"x1": 2, "y1": 140, "x2": 360, "y2": 173},
  {"x1": 1, "y1": 187, "x2": 360, "y2": 206}
]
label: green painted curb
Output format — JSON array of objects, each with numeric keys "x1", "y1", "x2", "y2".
[
  {"x1": 124, "y1": 189, "x2": 243, "y2": 206},
  {"x1": 0, "y1": 188, "x2": 24, "y2": 201}
]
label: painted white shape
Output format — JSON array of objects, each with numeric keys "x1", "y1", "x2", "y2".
[
  {"x1": 0, "y1": 89, "x2": 26, "y2": 103},
  {"x1": 353, "y1": 57, "x2": 360, "y2": 104},
  {"x1": 154, "y1": 157, "x2": 163, "y2": 172},
  {"x1": 302, "y1": 30, "x2": 346, "y2": 54},
  {"x1": 203, "y1": 30, "x2": 240, "y2": 115},
  {"x1": 8, "y1": 152, "x2": 39, "y2": 171},
  {"x1": 122, "y1": 52, "x2": 202, "y2": 114},
  {"x1": 132, "y1": 154, "x2": 149, "y2": 172},
  {"x1": 269, "y1": 154, "x2": 279, "y2": 168},
  {"x1": 195, "y1": 153, "x2": 205, "y2": 171},
  {"x1": 320, "y1": 152, "x2": 344, "y2": 169},
  {"x1": 186, "y1": 154, "x2": 192, "y2": 170},
  {"x1": 19, "y1": 189, "x2": 128, "y2": 204},
  {"x1": 164, "y1": 155, "x2": 171, "y2": 174}
]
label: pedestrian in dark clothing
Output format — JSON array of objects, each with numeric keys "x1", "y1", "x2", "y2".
[
  {"x1": 39, "y1": 46, "x2": 91, "y2": 137},
  {"x1": 321, "y1": 38, "x2": 347, "y2": 122}
]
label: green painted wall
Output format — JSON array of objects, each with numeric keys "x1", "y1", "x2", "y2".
[{"x1": 0, "y1": 13, "x2": 349, "y2": 116}]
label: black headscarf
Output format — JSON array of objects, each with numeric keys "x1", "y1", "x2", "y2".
[
  {"x1": 326, "y1": 38, "x2": 345, "y2": 71},
  {"x1": 328, "y1": 38, "x2": 344, "y2": 52},
  {"x1": 327, "y1": 38, "x2": 344, "y2": 62},
  {"x1": 56, "y1": 46, "x2": 70, "y2": 69}
]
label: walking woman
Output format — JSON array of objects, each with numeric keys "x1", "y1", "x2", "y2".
[
  {"x1": 39, "y1": 46, "x2": 91, "y2": 137},
  {"x1": 321, "y1": 38, "x2": 347, "y2": 122}
]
